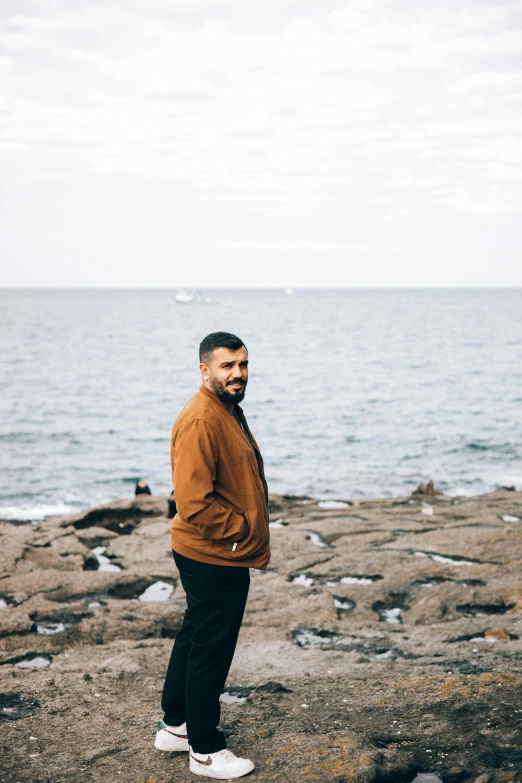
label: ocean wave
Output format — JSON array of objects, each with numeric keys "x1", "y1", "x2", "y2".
[{"x1": 0, "y1": 501, "x2": 79, "y2": 522}]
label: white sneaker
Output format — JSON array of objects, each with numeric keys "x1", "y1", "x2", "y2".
[
  {"x1": 154, "y1": 719, "x2": 189, "y2": 752},
  {"x1": 189, "y1": 747, "x2": 255, "y2": 779}
]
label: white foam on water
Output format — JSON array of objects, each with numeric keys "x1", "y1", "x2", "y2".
[
  {"x1": 421, "y1": 504, "x2": 434, "y2": 515},
  {"x1": 37, "y1": 622, "x2": 65, "y2": 635},
  {"x1": 292, "y1": 574, "x2": 314, "y2": 587},
  {"x1": 91, "y1": 546, "x2": 121, "y2": 572},
  {"x1": 88, "y1": 601, "x2": 101, "y2": 608},
  {"x1": 139, "y1": 581, "x2": 173, "y2": 602},
  {"x1": 0, "y1": 501, "x2": 74, "y2": 521},
  {"x1": 411, "y1": 775, "x2": 443, "y2": 783},
  {"x1": 374, "y1": 649, "x2": 394, "y2": 659},
  {"x1": 318, "y1": 500, "x2": 349, "y2": 509},
  {"x1": 414, "y1": 551, "x2": 474, "y2": 566},
  {"x1": 382, "y1": 608, "x2": 402, "y2": 624},
  {"x1": 501, "y1": 514, "x2": 520, "y2": 523},
  {"x1": 220, "y1": 692, "x2": 248, "y2": 704},
  {"x1": 0, "y1": 599, "x2": 7, "y2": 608},
  {"x1": 15, "y1": 656, "x2": 51, "y2": 668},
  {"x1": 269, "y1": 518, "x2": 288, "y2": 528},
  {"x1": 340, "y1": 576, "x2": 374, "y2": 585}
]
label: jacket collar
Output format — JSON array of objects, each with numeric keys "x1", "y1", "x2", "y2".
[
  {"x1": 199, "y1": 384, "x2": 237, "y2": 415},
  {"x1": 199, "y1": 384, "x2": 247, "y2": 419}
]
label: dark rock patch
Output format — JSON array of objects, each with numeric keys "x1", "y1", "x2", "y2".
[
  {"x1": 254, "y1": 681, "x2": 292, "y2": 694},
  {"x1": 442, "y1": 659, "x2": 495, "y2": 675},
  {"x1": 456, "y1": 602, "x2": 515, "y2": 617},
  {"x1": 0, "y1": 692, "x2": 40, "y2": 721},
  {"x1": 46, "y1": 589, "x2": 107, "y2": 604},
  {"x1": 83, "y1": 552, "x2": 101, "y2": 570},
  {"x1": 409, "y1": 576, "x2": 487, "y2": 589},
  {"x1": 61, "y1": 496, "x2": 169, "y2": 533},
  {"x1": 291, "y1": 628, "x2": 418, "y2": 660},
  {"x1": 289, "y1": 572, "x2": 382, "y2": 587},
  {"x1": 29, "y1": 609, "x2": 90, "y2": 622},
  {"x1": 372, "y1": 591, "x2": 409, "y2": 625},
  {"x1": 107, "y1": 576, "x2": 175, "y2": 600}
]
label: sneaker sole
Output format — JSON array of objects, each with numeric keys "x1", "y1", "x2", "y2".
[
  {"x1": 154, "y1": 733, "x2": 189, "y2": 752},
  {"x1": 189, "y1": 760, "x2": 255, "y2": 779}
]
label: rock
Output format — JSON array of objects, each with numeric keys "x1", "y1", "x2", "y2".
[
  {"x1": 254, "y1": 680, "x2": 292, "y2": 694},
  {"x1": 484, "y1": 628, "x2": 511, "y2": 641},
  {"x1": 83, "y1": 745, "x2": 123, "y2": 763},
  {"x1": 83, "y1": 553, "x2": 100, "y2": 571},
  {"x1": 446, "y1": 767, "x2": 467, "y2": 783},
  {"x1": 53, "y1": 496, "x2": 170, "y2": 532},
  {"x1": 0, "y1": 613, "x2": 36, "y2": 638},
  {"x1": 2, "y1": 489, "x2": 522, "y2": 781},
  {"x1": 410, "y1": 480, "x2": 442, "y2": 497},
  {"x1": 76, "y1": 527, "x2": 119, "y2": 547}
]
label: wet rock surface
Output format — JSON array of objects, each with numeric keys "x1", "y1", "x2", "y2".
[{"x1": 1, "y1": 488, "x2": 522, "y2": 781}]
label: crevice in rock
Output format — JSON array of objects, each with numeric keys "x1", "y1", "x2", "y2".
[{"x1": 456, "y1": 602, "x2": 515, "y2": 617}]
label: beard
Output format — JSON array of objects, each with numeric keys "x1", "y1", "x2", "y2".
[{"x1": 210, "y1": 377, "x2": 247, "y2": 405}]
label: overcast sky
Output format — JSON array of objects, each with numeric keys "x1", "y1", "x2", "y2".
[{"x1": 1, "y1": 0, "x2": 521, "y2": 287}]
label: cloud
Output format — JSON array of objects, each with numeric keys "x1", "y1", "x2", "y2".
[{"x1": 1, "y1": 0, "x2": 522, "y2": 286}]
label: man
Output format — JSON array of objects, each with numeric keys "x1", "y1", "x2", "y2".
[{"x1": 155, "y1": 332, "x2": 270, "y2": 779}]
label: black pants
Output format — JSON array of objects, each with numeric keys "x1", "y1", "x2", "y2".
[{"x1": 161, "y1": 550, "x2": 250, "y2": 754}]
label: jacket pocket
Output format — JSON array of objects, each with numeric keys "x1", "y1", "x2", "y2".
[{"x1": 208, "y1": 520, "x2": 268, "y2": 562}]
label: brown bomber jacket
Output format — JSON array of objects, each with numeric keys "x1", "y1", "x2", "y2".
[{"x1": 170, "y1": 385, "x2": 270, "y2": 569}]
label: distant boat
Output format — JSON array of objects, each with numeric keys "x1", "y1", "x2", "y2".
[
  {"x1": 175, "y1": 289, "x2": 219, "y2": 305},
  {"x1": 284, "y1": 287, "x2": 294, "y2": 296},
  {"x1": 175, "y1": 289, "x2": 195, "y2": 304}
]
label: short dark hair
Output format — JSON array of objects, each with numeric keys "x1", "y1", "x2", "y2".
[{"x1": 199, "y1": 332, "x2": 247, "y2": 363}]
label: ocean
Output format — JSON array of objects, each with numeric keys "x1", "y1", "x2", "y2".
[{"x1": 1, "y1": 288, "x2": 521, "y2": 521}]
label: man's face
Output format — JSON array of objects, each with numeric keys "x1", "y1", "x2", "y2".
[{"x1": 201, "y1": 347, "x2": 249, "y2": 405}]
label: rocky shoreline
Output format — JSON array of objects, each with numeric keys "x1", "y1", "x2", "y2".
[{"x1": 1, "y1": 487, "x2": 521, "y2": 782}]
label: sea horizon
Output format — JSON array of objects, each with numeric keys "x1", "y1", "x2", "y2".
[{"x1": 1, "y1": 287, "x2": 521, "y2": 521}]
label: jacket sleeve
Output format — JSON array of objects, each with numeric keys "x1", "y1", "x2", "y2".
[{"x1": 172, "y1": 418, "x2": 248, "y2": 541}]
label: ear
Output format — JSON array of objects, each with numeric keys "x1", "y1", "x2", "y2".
[{"x1": 200, "y1": 362, "x2": 209, "y2": 380}]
